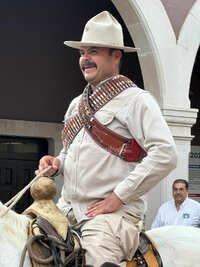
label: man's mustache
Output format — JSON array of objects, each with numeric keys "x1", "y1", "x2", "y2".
[{"x1": 82, "y1": 61, "x2": 97, "y2": 70}]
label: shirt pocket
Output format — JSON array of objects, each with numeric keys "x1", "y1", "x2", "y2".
[
  {"x1": 95, "y1": 110, "x2": 115, "y2": 127},
  {"x1": 95, "y1": 109, "x2": 130, "y2": 138}
]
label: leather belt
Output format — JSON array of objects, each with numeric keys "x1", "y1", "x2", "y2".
[{"x1": 87, "y1": 117, "x2": 146, "y2": 162}]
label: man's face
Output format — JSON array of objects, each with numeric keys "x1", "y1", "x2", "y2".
[
  {"x1": 172, "y1": 182, "x2": 188, "y2": 204},
  {"x1": 79, "y1": 46, "x2": 121, "y2": 89}
]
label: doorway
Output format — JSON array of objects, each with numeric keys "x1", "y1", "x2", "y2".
[{"x1": 0, "y1": 136, "x2": 48, "y2": 213}]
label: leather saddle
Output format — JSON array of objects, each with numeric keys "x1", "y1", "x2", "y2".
[
  {"x1": 25, "y1": 218, "x2": 162, "y2": 267},
  {"x1": 26, "y1": 217, "x2": 85, "y2": 267},
  {"x1": 129, "y1": 231, "x2": 163, "y2": 267}
]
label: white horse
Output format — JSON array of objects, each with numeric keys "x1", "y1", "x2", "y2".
[
  {"x1": 0, "y1": 202, "x2": 31, "y2": 267},
  {"x1": 1, "y1": 202, "x2": 200, "y2": 267}
]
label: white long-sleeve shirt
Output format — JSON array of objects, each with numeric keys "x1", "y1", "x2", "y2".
[
  {"x1": 151, "y1": 197, "x2": 200, "y2": 229},
  {"x1": 56, "y1": 80, "x2": 177, "y2": 225}
]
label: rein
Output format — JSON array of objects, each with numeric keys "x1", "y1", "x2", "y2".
[{"x1": 0, "y1": 166, "x2": 51, "y2": 218}]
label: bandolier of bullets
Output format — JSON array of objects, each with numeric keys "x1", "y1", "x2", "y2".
[{"x1": 61, "y1": 75, "x2": 135, "y2": 149}]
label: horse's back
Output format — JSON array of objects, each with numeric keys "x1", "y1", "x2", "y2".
[
  {"x1": 1, "y1": 203, "x2": 200, "y2": 267},
  {"x1": 146, "y1": 225, "x2": 200, "y2": 267}
]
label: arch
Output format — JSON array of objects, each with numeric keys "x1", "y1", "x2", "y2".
[
  {"x1": 112, "y1": 0, "x2": 200, "y2": 110},
  {"x1": 178, "y1": 0, "x2": 200, "y2": 100},
  {"x1": 111, "y1": 0, "x2": 176, "y2": 107}
]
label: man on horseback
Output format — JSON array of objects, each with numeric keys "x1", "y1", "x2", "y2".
[{"x1": 36, "y1": 10, "x2": 177, "y2": 267}]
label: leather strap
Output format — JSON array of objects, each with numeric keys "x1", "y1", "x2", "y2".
[
  {"x1": 87, "y1": 117, "x2": 146, "y2": 162},
  {"x1": 62, "y1": 75, "x2": 134, "y2": 148},
  {"x1": 25, "y1": 218, "x2": 84, "y2": 267},
  {"x1": 62, "y1": 75, "x2": 146, "y2": 162},
  {"x1": 79, "y1": 77, "x2": 146, "y2": 162}
]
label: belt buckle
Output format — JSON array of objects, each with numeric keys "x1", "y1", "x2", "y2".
[{"x1": 119, "y1": 143, "x2": 127, "y2": 159}]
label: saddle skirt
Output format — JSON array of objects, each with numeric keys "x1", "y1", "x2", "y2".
[{"x1": 128, "y1": 231, "x2": 163, "y2": 267}]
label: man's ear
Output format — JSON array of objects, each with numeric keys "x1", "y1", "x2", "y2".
[
  {"x1": 112, "y1": 50, "x2": 122, "y2": 60},
  {"x1": 112, "y1": 50, "x2": 122, "y2": 68}
]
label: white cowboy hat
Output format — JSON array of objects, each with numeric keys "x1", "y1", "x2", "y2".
[{"x1": 64, "y1": 11, "x2": 140, "y2": 53}]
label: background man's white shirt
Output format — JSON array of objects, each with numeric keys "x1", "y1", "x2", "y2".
[{"x1": 151, "y1": 197, "x2": 200, "y2": 228}]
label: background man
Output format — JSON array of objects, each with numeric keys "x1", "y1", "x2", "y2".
[
  {"x1": 151, "y1": 179, "x2": 200, "y2": 229},
  {"x1": 36, "y1": 11, "x2": 177, "y2": 267}
]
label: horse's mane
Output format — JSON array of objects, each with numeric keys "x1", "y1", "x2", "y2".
[{"x1": 0, "y1": 202, "x2": 30, "y2": 248}]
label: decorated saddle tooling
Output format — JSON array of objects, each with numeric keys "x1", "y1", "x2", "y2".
[
  {"x1": 25, "y1": 217, "x2": 84, "y2": 267},
  {"x1": 62, "y1": 75, "x2": 146, "y2": 162}
]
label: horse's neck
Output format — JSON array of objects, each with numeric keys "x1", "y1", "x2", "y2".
[
  {"x1": 0, "y1": 202, "x2": 30, "y2": 247},
  {"x1": 0, "y1": 202, "x2": 32, "y2": 267},
  {"x1": 0, "y1": 233, "x2": 31, "y2": 267}
]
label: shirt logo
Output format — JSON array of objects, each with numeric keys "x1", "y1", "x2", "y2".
[{"x1": 183, "y1": 213, "x2": 190, "y2": 219}]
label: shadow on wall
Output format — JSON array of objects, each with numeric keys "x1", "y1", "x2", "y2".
[{"x1": 190, "y1": 46, "x2": 200, "y2": 146}]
